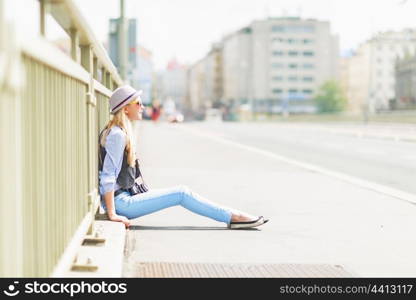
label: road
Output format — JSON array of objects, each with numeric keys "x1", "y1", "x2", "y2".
[
  {"x1": 185, "y1": 121, "x2": 416, "y2": 196},
  {"x1": 122, "y1": 121, "x2": 416, "y2": 277}
]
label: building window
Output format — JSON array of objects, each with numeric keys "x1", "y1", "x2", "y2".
[
  {"x1": 272, "y1": 63, "x2": 284, "y2": 69},
  {"x1": 299, "y1": 25, "x2": 315, "y2": 33},
  {"x1": 303, "y1": 63, "x2": 314, "y2": 69},
  {"x1": 302, "y1": 89, "x2": 313, "y2": 94},
  {"x1": 272, "y1": 76, "x2": 284, "y2": 81},
  {"x1": 303, "y1": 39, "x2": 313, "y2": 44},
  {"x1": 289, "y1": 63, "x2": 298, "y2": 69},
  {"x1": 288, "y1": 76, "x2": 298, "y2": 82},
  {"x1": 288, "y1": 51, "x2": 298, "y2": 56},
  {"x1": 287, "y1": 38, "x2": 297, "y2": 44},
  {"x1": 272, "y1": 89, "x2": 283, "y2": 94},
  {"x1": 303, "y1": 51, "x2": 314, "y2": 57},
  {"x1": 271, "y1": 37, "x2": 284, "y2": 43},
  {"x1": 271, "y1": 26, "x2": 286, "y2": 32},
  {"x1": 271, "y1": 25, "x2": 315, "y2": 33},
  {"x1": 303, "y1": 76, "x2": 314, "y2": 82},
  {"x1": 272, "y1": 51, "x2": 284, "y2": 56}
]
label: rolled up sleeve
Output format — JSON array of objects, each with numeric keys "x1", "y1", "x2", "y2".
[{"x1": 99, "y1": 129, "x2": 126, "y2": 194}]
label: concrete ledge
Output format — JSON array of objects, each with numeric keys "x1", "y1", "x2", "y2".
[{"x1": 63, "y1": 220, "x2": 126, "y2": 277}]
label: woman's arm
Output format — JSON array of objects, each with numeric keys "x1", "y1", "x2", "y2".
[
  {"x1": 103, "y1": 190, "x2": 130, "y2": 228},
  {"x1": 100, "y1": 128, "x2": 130, "y2": 228}
]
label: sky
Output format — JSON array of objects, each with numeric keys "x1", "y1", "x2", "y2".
[{"x1": 4, "y1": 0, "x2": 416, "y2": 70}]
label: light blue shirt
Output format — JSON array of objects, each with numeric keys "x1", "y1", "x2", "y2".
[{"x1": 99, "y1": 126, "x2": 126, "y2": 196}]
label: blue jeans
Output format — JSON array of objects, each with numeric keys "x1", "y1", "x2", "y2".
[{"x1": 102, "y1": 185, "x2": 233, "y2": 224}]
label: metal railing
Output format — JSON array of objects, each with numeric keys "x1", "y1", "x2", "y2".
[{"x1": 0, "y1": 0, "x2": 123, "y2": 277}]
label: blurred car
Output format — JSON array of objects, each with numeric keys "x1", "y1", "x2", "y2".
[{"x1": 167, "y1": 112, "x2": 184, "y2": 123}]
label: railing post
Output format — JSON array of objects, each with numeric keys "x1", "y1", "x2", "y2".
[
  {"x1": 105, "y1": 71, "x2": 112, "y2": 90},
  {"x1": 100, "y1": 66, "x2": 106, "y2": 84},
  {"x1": 80, "y1": 44, "x2": 98, "y2": 235},
  {"x1": 70, "y1": 28, "x2": 80, "y2": 63},
  {"x1": 39, "y1": 0, "x2": 47, "y2": 37},
  {"x1": 80, "y1": 45, "x2": 92, "y2": 73},
  {"x1": 93, "y1": 56, "x2": 98, "y2": 80},
  {"x1": 0, "y1": 2, "x2": 24, "y2": 276}
]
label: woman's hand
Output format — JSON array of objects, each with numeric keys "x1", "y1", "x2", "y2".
[{"x1": 108, "y1": 213, "x2": 130, "y2": 228}]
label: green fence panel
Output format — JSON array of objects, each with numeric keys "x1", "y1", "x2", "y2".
[{"x1": 21, "y1": 55, "x2": 89, "y2": 276}]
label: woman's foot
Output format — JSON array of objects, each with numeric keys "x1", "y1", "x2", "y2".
[{"x1": 230, "y1": 212, "x2": 257, "y2": 223}]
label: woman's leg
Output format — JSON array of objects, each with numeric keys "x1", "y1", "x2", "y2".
[{"x1": 111, "y1": 185, "x2": 233, "y2": 224}]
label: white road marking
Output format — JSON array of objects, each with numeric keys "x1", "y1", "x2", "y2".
[{"x1": 178, "y1": 125, "x2": 416, "y2": 205}]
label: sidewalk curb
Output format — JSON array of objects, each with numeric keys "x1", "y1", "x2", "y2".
[{"x1": 63, "y1": 220, "x2": 126, "y2": 278}]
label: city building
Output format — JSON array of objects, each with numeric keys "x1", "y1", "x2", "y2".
[
  {"x1": 250, "y1": 17, "x2": 339, "y2": 114},
  {"x1": 108, "y1": 18, "x2": 137, "y2": 81},
  {"x1": 154, "y1": 58, "x2": 188, "y2": 111},
  {"x1": 185, "y1": 43, "x2": 224, "y2": 119},
  {"x1": 339, "y1": 56, "x2": 352, "y2": 112},
  {"x1": 187, "y1": 16, "x2": 339, "y2": 117},
  {"x1": 341, "y1": 46, "x2": 371, "y2": 115},
  {"x1": 134, "y1": 46, "x2": 153, "y2": 105},
  {"x1": 345, "y1": 29, "x2": 416, "y2": 113},
  {"x1": 108, "y1": 18, "x2": 154, "y2": 103},
  {"x1": 203, "y1": 43, "x2": 224, "y2": 108},
  {"x1": 185, "y1": 57, "x2": 207, "y2": 119},
  {"x1": 395, "y1": 53, "x2": 416, "y2": 110},
  {"x1": 222, "y1": 27, "x2": 252, "y2": 109}
]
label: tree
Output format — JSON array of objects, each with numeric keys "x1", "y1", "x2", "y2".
[{"x1": 313, "y1": 80, "x2": 347, "y2": 113}]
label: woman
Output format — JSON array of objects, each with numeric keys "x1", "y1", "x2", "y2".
[
  {"x1": 99, "y1": 85, "x2": 268, "y2": 229},
  {"x1": 150, "y1": 99, "x2": 162, "y2": 122}
]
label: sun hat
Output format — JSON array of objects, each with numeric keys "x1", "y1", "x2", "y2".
[{"x1": 110, "y1": 85, "x2": 143, "y2": 114}]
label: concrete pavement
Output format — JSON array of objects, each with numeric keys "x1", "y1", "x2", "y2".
[{"x1": 119, "y1": 121, "x2": 416, "y2": 277}]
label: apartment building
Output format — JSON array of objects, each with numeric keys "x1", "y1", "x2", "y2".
[
  {"x1": 187, "y1": 17, "x2": 339, "y2": 116},
  {"x1": 395, "y1": 53, "x2": 416, "y2": 110},
  {"x1": 186, "y1": 58, "x2": 207, "y2": 117},
  {"x1": 250, "y1": 17, "x2": 339, "y2": 113},
  {"x1": 134, "y1": 46, "x2": 153, "y2": 105},
  {"x1": 154, "y1": 58, "x2": 188, "y2": 110},
  {"x1": 345, "y1": 29, "x2": 416, "y2": 113},
  {"x1": 186, "y1": 44, "x2": 223, "y2": 117},
  {"x1": 222, "y1": 27, "x2": 252, "y2": 106},
  {"x1": 341, "y1": 46, "x2": 371, "y2": 114}
]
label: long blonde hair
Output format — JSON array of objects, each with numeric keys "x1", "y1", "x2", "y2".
[{"x1": 100, "y1": 108, "x2": 136, "y2": 167}]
